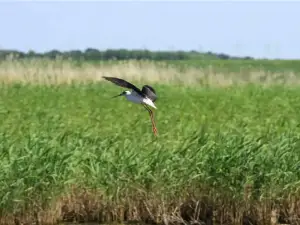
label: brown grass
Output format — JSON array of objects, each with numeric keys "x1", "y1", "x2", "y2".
[
  {"x1": 0, "y1": 58, "x2": 299, "y2": 87},
  {"x1": 1, "y1": 185, "x2": 300, "y2": 225}
]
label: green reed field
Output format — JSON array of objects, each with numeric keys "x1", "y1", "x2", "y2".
[{"x1": 1, "y1": 58, "x2": 300, "y2": 225}]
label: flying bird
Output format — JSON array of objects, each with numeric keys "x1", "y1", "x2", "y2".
[{"x1": 102, "y1": 76, "x2": 158, "y2": 136}]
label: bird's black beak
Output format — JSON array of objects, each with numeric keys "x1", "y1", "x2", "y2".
[{"x1": 111, "y1": 92, "x2": 124, "y2": 98}]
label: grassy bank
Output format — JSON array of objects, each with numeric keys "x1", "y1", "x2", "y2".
[{"x1": 0, "y1": 59, "x2": 300, "y2": 225}]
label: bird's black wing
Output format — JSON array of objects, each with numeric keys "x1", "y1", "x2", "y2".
[
  {"x1": 142, "y1": 85, "x2": 157, "y2": 102},
  {"x1": 102, "y1": 76, "x2": 143, "y2": 94}
]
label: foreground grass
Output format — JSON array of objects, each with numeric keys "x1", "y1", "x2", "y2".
[{"x1": 0, "y1": 80, "x2": 300, "y2": 225}]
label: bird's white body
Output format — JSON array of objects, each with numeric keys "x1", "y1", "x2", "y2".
[{"x1": 124, "y1": 90, "x2": 157, "y2": 109}]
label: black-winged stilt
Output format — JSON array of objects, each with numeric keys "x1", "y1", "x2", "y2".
[{"x1": 102, "y1": 76, "x2": 158, "y2": 136}]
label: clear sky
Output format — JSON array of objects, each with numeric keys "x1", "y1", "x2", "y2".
[{"x1": 0, "y1": 1, "x2": 299, "y2": 59}]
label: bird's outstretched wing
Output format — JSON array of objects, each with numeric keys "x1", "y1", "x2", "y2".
[
  {"x1": 142, "y1": 85, "x2": 157, "y2": 102},
  {"x1": 102, "y1": 76, "x2": 142, "y2": 94}
]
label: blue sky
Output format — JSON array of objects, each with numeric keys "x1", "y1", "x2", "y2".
[{"x1": 0, "y1": 1, "x2": 299, "y2": 59}]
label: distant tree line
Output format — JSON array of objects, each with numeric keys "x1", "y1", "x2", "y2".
[{"x1": 0, "y1": 48, "x2": 254, "y2": 61}]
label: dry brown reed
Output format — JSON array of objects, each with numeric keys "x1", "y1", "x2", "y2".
[
  {"x1": 2, "y1": 185, "x2": 300, "y2": 225},
  {"x1": 0, "y1": 58, "x2": 299, "y2": 87}
]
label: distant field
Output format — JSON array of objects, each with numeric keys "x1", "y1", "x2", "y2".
[
  {"x1": 0, "y1": 59, "x2": 300, "y2": 225},
  {"x1": 168, "y1": 58, "x2": 300, "y2": 73},
  {"x1": 1, "y1": 58, "x2": 300, "y2": 86}
]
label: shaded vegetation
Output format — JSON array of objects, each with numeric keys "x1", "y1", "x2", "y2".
[
  {"x1": 2, "y1": 48, "x2": 300, "y2": 75},
  {"x1": 0, "y1": 48, "x2": 254, "y2": 61}
]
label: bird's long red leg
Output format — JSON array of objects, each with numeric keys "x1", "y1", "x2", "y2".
[
  {"x1": 142, "y1": 104, "x2": 158, "y2": 136},
  {"x1": 143, "y1": 104, "x2": 158, "y2": 136}
]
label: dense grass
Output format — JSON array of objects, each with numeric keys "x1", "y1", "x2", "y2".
[{"x1": 1, "y1": 59, "x2": 300, "y2": 225}]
